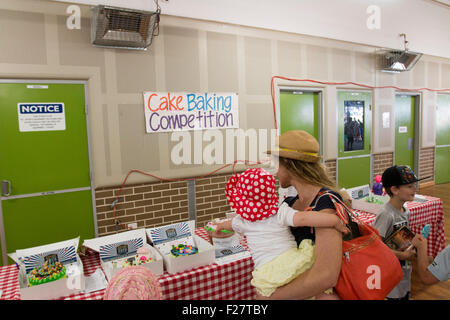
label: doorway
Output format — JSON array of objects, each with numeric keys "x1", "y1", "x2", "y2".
[
  {"x1": 337, "y1": 90, "x2": 372, "y2": 189},
  {"x1": 394, "y1": 94, "x2": 419, "y2": 171},
  {"x1": 435, "y1": 94, "x2": 450, "y2": 184},
  {"x1": 0, "y1": 80, "x2": 97, "y2": 266},
  {"x1": 279, "y1": 88, "x2": 322, "y2": 154}
]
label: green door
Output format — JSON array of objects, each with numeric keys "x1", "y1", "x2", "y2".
[
  {"x1": 395, "y1": 95, "x2": 416, "y2": 169},
  {"x1": 435, "y1": 94, "x2": 450, "y2": 184},
  {"x1": 280, "y1": 90, "x2": 319, "y2": 140},
  {"x1": 0, "y1": 82, "x2": 95, "y2": 266},
  {"x1": 337, "y1": 91, "x2": 372, "y2": 189}
]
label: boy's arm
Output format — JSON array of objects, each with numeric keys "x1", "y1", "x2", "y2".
[{"x1": 293, "y1": 211, "x2": 349, "y2": 234}]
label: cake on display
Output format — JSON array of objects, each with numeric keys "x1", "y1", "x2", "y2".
[
  {"x1": 82, "y1": 229, "x2": 164, "y2": 280},
  {"x1": 9, "y1": 237, "x2": 85, "y2": 299},
  {"x1": 28, "y1": 260, "x2": 67, "y2": 287},
  {"x1": 170, "y1": 244, "x2": 198, "y2": 257}
]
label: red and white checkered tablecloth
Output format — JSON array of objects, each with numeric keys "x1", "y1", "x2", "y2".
[
  {"x1": 0, "y1": 228, "x2": 256, "y2": 300},
  {"x1": 353, "y1": 195, "x2": 445, "y2": 257},
  {"x1": 0, "y1": 196, "x2": 445, "y2": 300}
]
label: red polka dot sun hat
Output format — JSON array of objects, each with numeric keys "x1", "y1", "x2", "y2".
[{"x1": 225, "y1": 168, "x2": 278, "y2": 222}]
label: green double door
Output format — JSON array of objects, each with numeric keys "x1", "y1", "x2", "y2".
[
  {"x1": 337, "y1": 91, "x2": 372, "y2": 189},
  {"x1": 0, "y1": 81, "x2": 96, "y2": 266},
  {"x1": 436, "y1": 94, "x2": 450, "y2": 184}
]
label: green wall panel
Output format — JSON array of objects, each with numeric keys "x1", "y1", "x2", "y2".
[
  {"x1": 2, "y1": 191, "x2": 94, "y2": 265},
  {"x1": 0, "y1": 84, "x2": 91, "y2": 195},
  {"x1": 394, "y1": 95, "x2": 415, "y2": 169},
  {"x1": 436, "y1": 94, "x2": 450, "y2": 146},
  {"x1": 280, "y1": 91, "x2": 319, "y2": 140},
  {"x1": 338, "y1": 157, "x2": 371, "y2": 189},
  {"x1": 435, "y1": 147, "x2": 450, "y2": 184}
]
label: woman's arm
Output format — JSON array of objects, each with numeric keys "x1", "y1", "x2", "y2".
[
  {"x1": 391, "y1": 247, "x2": 416, "y2": 261},
  {"x1": 293, "y1": 211, "x2": 349, "y2": 234},
  {"x1": 258, "y1": 209, "x2": 342, "y2": 300},
  {"x1": 412, "y1": 234, "x2": 440, "y2": 285}
]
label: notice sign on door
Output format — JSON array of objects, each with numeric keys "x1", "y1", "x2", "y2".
[
  {"x1": 398, "y1": 126, "x2": 408, "y2": 133},
  {"x1": 17, "y1": 103, "x2": 66, "y2": 132}
]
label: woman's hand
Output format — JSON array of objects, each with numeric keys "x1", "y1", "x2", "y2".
[{"x1": 333, "y1": 217, "x2": 350, "y2": 235}]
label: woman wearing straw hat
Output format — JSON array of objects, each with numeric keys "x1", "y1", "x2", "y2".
[
  {"x1": 260, "y1": 130, "x2": 348, "y2": 299},
  {"x1": 215, "y1": 167, "x2": 348, "y2": 298}
]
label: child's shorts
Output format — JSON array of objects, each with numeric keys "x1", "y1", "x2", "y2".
[{"x1": 251, "y1": 239, "x2": 316, "y2": 297}]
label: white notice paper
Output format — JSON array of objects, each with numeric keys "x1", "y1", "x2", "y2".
[
  {"x1": 17, "y1": 103, "x2": 66, "y2": 132},
  {"x1": 399, "y1": 126, "x2": 408, "y2": 133},
  {"x1": 382, "y1": 112, "x2": 390, "y2": 128}
]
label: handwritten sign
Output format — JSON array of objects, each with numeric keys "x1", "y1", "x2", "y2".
[{"x1": 143, "y1": 92, "x2": 239, "y2": 133}]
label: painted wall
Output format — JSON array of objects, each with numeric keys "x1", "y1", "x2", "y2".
[
  {"x1": 1, "y1": 0, "x2": 449, "y2": 189},
  {"x1": 52, "y1": 0, "x2": 450, "y2": 59}
]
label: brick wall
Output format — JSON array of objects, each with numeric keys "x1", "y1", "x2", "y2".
[
  {"x1": 194, "y1": 173, "x2": 234, "y2": 226},
  {"x1": 372, "y1": 152, "x2": 394, "y2": 180},
  {"x1": 94, "y1": 170, "x2": 275, "y2": 237},
  {"x1": 95, "y1": 181, "x2": 189, "y2": 236},
  {"x1": 419, "y1": 147, "x2": 435, "y2": 183},
  {"x1": 324, "y1": 160, "x2": 337, "y2": 183}
]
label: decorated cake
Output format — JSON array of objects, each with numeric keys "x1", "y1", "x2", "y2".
[
  {"x1": 121, "y1": 254, "x2": 153, "y2": 268},
  {"x1": 28, "y1": 261, "x2": 66, "y2": 287},
  {"x1": 170, "y1": 244, "x2": 198, "y2": 257},
  {"x1": 205, "y1": 220, "x2": 233, "y2": 234}
]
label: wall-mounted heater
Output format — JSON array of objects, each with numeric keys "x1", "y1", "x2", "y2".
[
  {"x1": 91, "y1": 5, "x2": 160, "y2": 50},
  {"x1": 376, "y1": 33, "x2": 422, "y2": 73},
  {"x1": 376, "y1": 49, "x2": 422, "y2": 73}
]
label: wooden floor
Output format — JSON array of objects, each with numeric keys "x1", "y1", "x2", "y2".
[{"x1": 410, "y1": 183, "x2": 450, "y2": 300}]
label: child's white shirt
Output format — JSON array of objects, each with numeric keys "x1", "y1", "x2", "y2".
[{"x1": 231, "y1": 202, "x2": 298, "y2": 269}]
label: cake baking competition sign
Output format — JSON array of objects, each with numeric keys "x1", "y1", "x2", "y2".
[{"x1": 143, "y1": 92, "x2": 239, "y2": 133}]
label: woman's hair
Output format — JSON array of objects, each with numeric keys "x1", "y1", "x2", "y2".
[{"x1": 278, "y1": 157, "x2": 351, "y2": 207}]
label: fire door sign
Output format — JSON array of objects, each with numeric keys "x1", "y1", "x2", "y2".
[{"x1": 17, "y1": 103, "x2": 66, "y2": 132}]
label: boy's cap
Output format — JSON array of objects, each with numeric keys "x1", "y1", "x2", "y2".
[{"x1": 382, "y1": 165, "x2": 422, "y2": 188}]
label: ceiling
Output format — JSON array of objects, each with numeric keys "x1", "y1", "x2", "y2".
[{"x1": 52, "y1": 0, "x2": 450, "y2": 59}]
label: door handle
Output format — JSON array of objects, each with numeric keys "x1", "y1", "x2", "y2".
[{"x1": 1, "y1": 180, "x2": 11, "y2": 196}]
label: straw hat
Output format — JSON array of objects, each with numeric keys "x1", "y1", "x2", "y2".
[
  {"x1": 266, "y1": 130, "x2": 321, "y2": 163},
  {"x1": 103, "y1": 266, "x2": 162, "y2": 300},
  {"x1": 225, "y1": 168, "x2": 278, "y2": 222}
]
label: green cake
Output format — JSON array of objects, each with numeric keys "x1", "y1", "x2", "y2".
[{"x1": 28, "y1": 260, "x2": 67, "y2": 287}]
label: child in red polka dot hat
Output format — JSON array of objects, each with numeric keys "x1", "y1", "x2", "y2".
[
  {"x1": 225, "y1": 168, "x2": 279, "y2": 222},
  {"x1": 217, "y1": 168, "x2": 349, "y2": 298}
]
